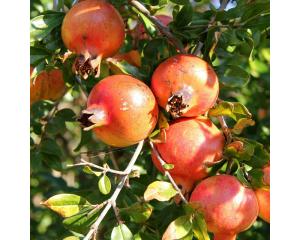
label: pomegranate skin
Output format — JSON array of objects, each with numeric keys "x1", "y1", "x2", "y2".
[
  {"x1": 30, "y1": 67, "x2": 66, "y2": 105},
  {"x1": 190, "y1": 175, "x2": 259, "y2": 240},
  {"x1": 151, "y1": 117, "x2": 224, "y2": 192},
  {"x1": 82, "y1": 75, "x2": 158, "y2": 147},
  {"x1": 255, "y1": 188, "x2": 270, "y2": 223},
  {"x1": 61, "y1": 0, "x2": 125, "y2": 58},
  {"x1": 151, "y1": 54, "x2": 219, "y2": 118}
]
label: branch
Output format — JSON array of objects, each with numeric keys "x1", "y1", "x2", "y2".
[
  {"x1": 68, "y1": 159, "x2": 128, "y2": 175},
  {"x1": 217, "y1": 116, "x2": 232, "y2": 144},
  {"x1": 83, "y1": 140, "x2": 144, "y2": 240},
  {"x1": 149, "y1": 141, "x2": 188, "y2": 204},
  {"x1": 129, "y1": 0, "x2": 186, "y2": 54}
]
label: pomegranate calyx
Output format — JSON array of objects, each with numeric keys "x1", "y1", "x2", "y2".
[
  {"x1": 73, "y1": 54, "x2": 102, "y2": 79},
  {"x1": 78, "y1": 109, "x2": 108, "y2": 131},
  {"x1": 166, "y1": 87, "x2": 192, "y2": 118}
]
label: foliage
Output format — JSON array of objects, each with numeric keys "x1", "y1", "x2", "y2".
[{"x1": 30, "y1": 0, "x2": 270, "y2": 239}]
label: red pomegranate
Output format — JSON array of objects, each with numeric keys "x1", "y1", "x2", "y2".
[
  {"x1": 255, "y1": 165, "x2": 270, "y2": 223},
  {"x1": 190, "y1": 175, "x2": 259, "y2": 240},
  {"x1": 61, "y1": 0, "x2": 125, "y2": 79},
  {"x1": 151, "y1": 54, "x2": 219, "y2": 118},
  {"x1": 30, "y1": 67, "x2": 66, "y2": 105},
  {"x1": 79, "y1": 75, "x2": 158, "y2": 147},
  {"x1": 151, "y1": 117, "x2": 224, "y2": 193}
]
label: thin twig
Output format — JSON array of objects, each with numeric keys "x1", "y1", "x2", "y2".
[
  {"x1": 111, "y1": 200, "x2": 123, "y2": 224},
  {"x1": 149, "y1": 142, "x2": 188, "y2": 204},
  {"x1": 75, "y1": 76, "x2": 88, "y2": 102},
  {"x1": 83, "y1": 140, "x2": 144, "y2": 240},
  {"x1": 53, "y1": 0, "x2": 59, "y2": 10},
  {"x1": 109, "y1": 147, "x2": 120, "y2": 170},
  {"x1": 129, "y1": 0, "x2": 186, "y2": 53},
  {"x1": 217, "y1": 116, "x2": 232, "y2": 144},
  {"x1": 69, "y1": 159, "x2": 127, "y2": 175}
]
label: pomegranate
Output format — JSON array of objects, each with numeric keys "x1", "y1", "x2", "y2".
[
  {"x1": 255, "y1": 165, "x2": 270, "y2": 223},
  {"x1": 190, "y1": 175, "x2": 259, "y2": 240},
  {"x1": 30, "y1": 67, "x2": 66, "y2": 105},
  {"x1": 79, "y1": 75, "x2": 158, "y2": 147},
  {"x1": 151, "y1": 117, "x2": 224, "y2": 193},
  {"x1": 151, "y1": 54, "x2": 219, "y2": 118},
  {"x1": 61, "y1": 0, "x2": 125, "y2": 79}
]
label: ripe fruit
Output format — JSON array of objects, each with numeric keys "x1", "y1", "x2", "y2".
[
  {"x1": 151, "y1": 117, "x2": 224, "y2": 193},
  {"x1": 61, "y1": 0, "x2": 125, "y2": 79},
  {"x1": 30, "y1": 67, "x2": 66, "y2": 105},
  {"x1": 190, "y1": 175, "x2": 259, "y2": 240},
  {"x1": 79, "y1": 75, "x2": 158, "y2": 147},
  {"x1": 255, "y1": 188, "x2": 270, "y2": 223},
  {"x1": 255, "y1": 165, "x2": 270, "y2": 223},
  {"x1": 151, "y1": 54, "x2": 219, "y2": 118}
]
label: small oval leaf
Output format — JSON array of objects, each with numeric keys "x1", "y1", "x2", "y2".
[
  {"x1": 111, "y1": 224, "x2": 133, "y2": 240},
  {"x1": 144, "y1": 181, "x2": 178, "y2": 202},
  {"x1": 98, "y1": 175, "x2": 111, "y2": 195}
]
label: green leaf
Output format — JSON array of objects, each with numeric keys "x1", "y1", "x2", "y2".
[
  {"x1": 248, "y1": 168, "x2": 264, "y2": 189},
  {"x1": 83, "y1": 166, "x2": 102, "y2": 177},
  {"x1": 63, "y1": 207, "x2": 99, "y2": 234},
  {"x1": 55, "y1": 108, "x2": 76, "y2": 121},
  {"x1": 30, "y1": 46, "x2": 50, "y2": 65},
  {"x1": 162, "y1": 215, "x2": 192, "y2": 240},
  {"x1": 42, "y1": 194, "x2": 91, "y2": 218},
  {"x1": 174, "y1": 4, "x2": 193, "y2": 28},
  {"x1": 236, "y1": 168, "x2": 251, "y2": 187},
  {"x1": 231, "y1": 118, "x2": 255, "y2": 134},
  {"x1": 216, "y1": 65, "x2": 250, "y2": 88},
  {"x1": 30, "y1": 11, "x2": 65, "y2": 42},
  {"x1": 133, "y1": 233, "x2": 142, "y2": 240},
  {"x1": 170, "y1": 0, "x2": 190, "y2": 5},
  {"x1": 144, "y1": 181, "x2": 178, "y2": 202},
  {"x1": 120, "y1": 202, "x2": 153, "y2": 223},
  {"x1": 111, "y1": 224, "x2": 133, "y2": 240},
  {"x1": 40, "y1": 138, "x2": 62, "y2": 157},
  {"x1": 107, "y1": 59, "x2": 146, "y2": 80},
  {"x1": 163, "y1": 164, "x2": 174, "y2": 170},
  {"x1": 63, "y1": 237, "x2": 80, "y2": 240},
  {"x1": 192, "y1": 212, "x2": 210, "y2": 240},
  {"x1": 208, "y1": 101, "x2": 252, "y2": 121},
  {"x1": 98, "y1": 175, "x2": 111, "y2": 195}
]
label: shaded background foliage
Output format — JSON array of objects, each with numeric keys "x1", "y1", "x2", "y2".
[{"x1": 30, "y1": 0, "x2": 270, "y2": 239}]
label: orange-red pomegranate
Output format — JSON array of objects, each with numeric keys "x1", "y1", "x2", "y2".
[
  {"x1": 255, "y1": 165, "x2": 270, "y2": 223},
  {"x1": 151, "y1": 117, "x2": 224, "y2": 192},
  {"x1": 190, "y1": 175, "x2": 259, "y2": 240},
  {"x1": 79, "y1": 75, "x2": 158, "y2": 147},
  {"x1": 30, "y1": 67, "x2": 66, "y2": 105},
  {"x1": 151, "y1": 54, "x2": 219, "y2": 118},
  {"x1": 61, "y1": 0, "x2": 125, "y2": 79}
]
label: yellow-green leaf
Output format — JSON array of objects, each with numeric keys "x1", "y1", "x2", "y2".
[
  {"x1": 144, "y1": 181, "x2": 178, "y2": 202},
  {"x1": 162, "y1": 215, "x2": 192, "y2": 240},
  {"x1": 42, "y1": 194, "x2": 91, "y2": 218},
  {"x1": 231, "y1": 118, "x2": 255, "y2": 134}
]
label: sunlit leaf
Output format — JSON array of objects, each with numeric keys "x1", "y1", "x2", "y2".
[
  {"x1": 98, "y1": 175, "x2": 111, "y2": 195},
  {"x1": 162, "y1": 215, "x2": 192, "y2": 240},
  {"x1": 111, "y1": 224, "x2": 133, "y2": 240},
  {"x1": 144, "y1": 181, "x2": 178, "y2": 202}
]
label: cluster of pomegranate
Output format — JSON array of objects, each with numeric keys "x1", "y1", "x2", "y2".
[{"x1": 30, "y1": 0, "x2": 269, "y2": 238}]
